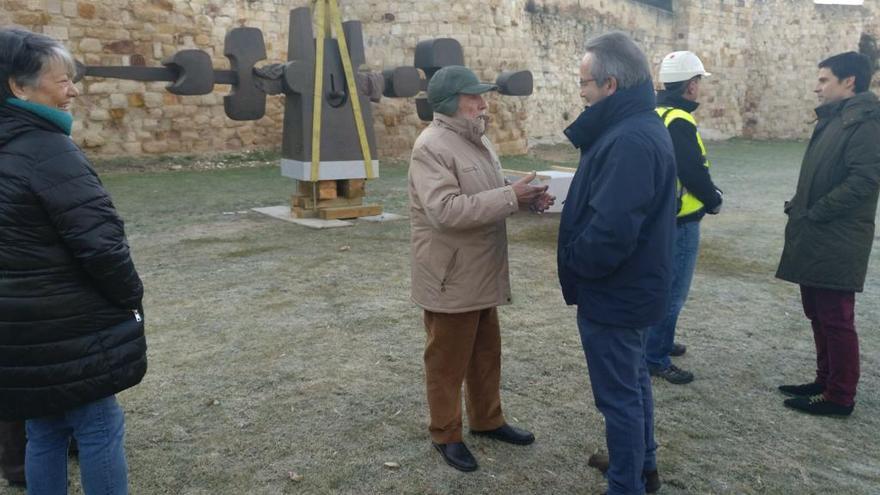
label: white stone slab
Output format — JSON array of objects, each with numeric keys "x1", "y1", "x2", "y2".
[
  {"x1": 251, "y1": 206, "x2": 353, "y2": 229},
  {"x1": 359, "y1": 213, "x2": 407, "y2": 223},
  {"x1": 280, "y1": 158, "x2": 380, "y2": 181}
]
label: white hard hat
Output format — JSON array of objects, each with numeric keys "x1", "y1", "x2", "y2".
[{"x1": 659, "y1": 51, "x2": 711, "y2": 84}]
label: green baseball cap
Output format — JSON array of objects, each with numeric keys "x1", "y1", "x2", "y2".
[{"x1": 427, "y1": 65, "x2": 497, "y2": 116}]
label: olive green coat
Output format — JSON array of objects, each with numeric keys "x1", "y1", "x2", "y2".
[{"x1": 776, "y1": 91, "x2": 880, "y2": 292}]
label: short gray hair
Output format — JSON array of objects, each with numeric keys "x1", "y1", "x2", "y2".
[
  {"x1": 584, "y1": 32, "x2": 652, "y2": 90},
  {"x1": 0, "y1": 28, "x2": 76, "y2": 102}
]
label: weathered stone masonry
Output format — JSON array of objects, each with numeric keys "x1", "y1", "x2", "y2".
[{"x1": 0, "y1": 0, "x2": 877, "y2": 158}]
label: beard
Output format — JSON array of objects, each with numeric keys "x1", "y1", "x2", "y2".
[{"x1": 472, "y1": 114, "x2": 490, "y2": 135}]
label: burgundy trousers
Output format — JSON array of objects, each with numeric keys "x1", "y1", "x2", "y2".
[
  {"x1": 800, "y1": 285, "x2": 860, "y2": 407},
  {"x1": 423, "y1": 307, "x2": 505, "y2": 444},
  {"x1": 0, "y1": 421, "x2": 26, "y2": 483}
]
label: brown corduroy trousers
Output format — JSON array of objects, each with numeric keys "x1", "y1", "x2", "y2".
[
  {"x1": 423, "y1": 307, "x2": 505, "y2": 444},
  {"x1": 0, "y1": 420, "x2": 26, "y2": 483}
]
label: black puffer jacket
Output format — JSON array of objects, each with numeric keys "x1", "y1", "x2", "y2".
[{"x1": 0, "y1": 103, "x2": 146, "y2": 420}]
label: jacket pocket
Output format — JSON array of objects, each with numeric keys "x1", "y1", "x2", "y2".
[{"x1": 440, "y1": 248, "x2": 459, "y2": 293}]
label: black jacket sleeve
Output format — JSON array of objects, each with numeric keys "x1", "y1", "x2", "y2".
[
  {"x1": 667, "y1": 119, "x2": 721, "y2": 211},
  {"x1": 30, "y1": 147, "x2": 144, "y2": 309}
]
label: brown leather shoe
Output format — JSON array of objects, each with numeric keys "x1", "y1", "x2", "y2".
[{"x1": 588, "y1": 453, "x2": 661, "y2": 493}]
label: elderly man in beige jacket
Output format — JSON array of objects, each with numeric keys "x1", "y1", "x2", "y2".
[{"x1": 408, "y1": 65, "x2": 553, "y2": 472}]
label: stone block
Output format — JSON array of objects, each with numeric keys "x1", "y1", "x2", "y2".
[
  {"x1": 142, "y1": 140, "x2": 168, "y2": 153},
  {"x1": 105, "y1": 39, "x2": 136, "y2": 54},
  {"x1": 115, "y1": 80, "x2": 146, "y2": 93},
  {"x1": 13, "y1": 11, "x2": 50, "y2": 25},
  {"x1": 122, "y1": 142, "x2": 142, "y2": 154},
  {"x1": 61, "y1": 1, "x2": 78, "y2": 17},
  {"x1": 81, "y1": 131, "x2": 106, "y2": 148},
  {"x1": 109, "y1": 108, "x2": 126, "y2": 120},
  {"x1": 128, "y1": 93, "x2": 145, "y2": 108},
  {"x1": 77, "y1": 2, "x2": 96, "y2": 18},
  {"x1": 42, "y1": 25, "x2": 68, "y2": 40},
  {"x1": 90, "y1": 108, "x2": 110, "y2": 121},
  {"x1": 79, "y1": 38, "x2": 102, "y2": 53}
]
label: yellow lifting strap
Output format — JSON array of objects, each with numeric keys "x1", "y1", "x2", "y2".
[
  {"x1": 310, "y1": 0, "x2": 374, "y2": 181},
  {"x1": 310, "y1": 0, "x2": 326, "y2": 182}
]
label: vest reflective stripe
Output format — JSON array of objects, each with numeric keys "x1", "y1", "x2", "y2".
[{"x1": 656, "y1": 106, "x2": 711, "y2": 218}]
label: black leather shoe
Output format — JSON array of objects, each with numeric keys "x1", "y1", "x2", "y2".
[
  {"x1": 670, "y1": 342, "x2": 687, "y2": 357},
  {"x1": 784, "y1": 394, "x2": 853, "y2": 417},
  {"x1": 645, "y1": 469, "x2": 661, "y2": 493},
  {"x1": 5, "y1": 479, "x2": 26, "y2": 489},
  {"x1": 433, "y1": 442, "x2": 478, "y2": 472},
  {"x1": 650, "y1": 364, "x2": 694, "y2": 384},
  {"x1": 588, "y1": 453, "x2": 661, "y2": 493},
  {"x1": 778, "y1": 382, "x2": 824, "y2": 398},
  {"x1": 471, "y1": 423, "x2": 535, "y2": 445}
]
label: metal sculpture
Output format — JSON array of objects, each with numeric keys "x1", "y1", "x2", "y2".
[{"x1": 72, "y1": 1, "x2": 534, "y2": 220}]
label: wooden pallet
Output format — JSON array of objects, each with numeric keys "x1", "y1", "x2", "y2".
[{"x1": 291, "y1": 178, "x2": 382, "y2": 220}]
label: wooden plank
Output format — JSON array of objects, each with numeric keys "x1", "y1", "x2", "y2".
[
  {"x1": 317, "y1": 180, "x2": 337, "y2": 199},
  {"x1": 291, "y1": 194, "x2": 363, "y2": 209},
  {"x1": 340, "y1": 179, "x2": 365, "y2": 199},
  {"x1": 291, "y1": 206, "x2": 319, "y2": 219},
  {"x1": 318, "y1": 204, "x2": 382, "y2": 220},
  {"x1": 297, "y1": 180, "x2": 338, "y2": 199},
  {"x1": 297, "y1": 180, "x2": 316, "y2": 197}
]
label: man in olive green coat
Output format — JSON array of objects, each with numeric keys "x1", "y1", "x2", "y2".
[{"x1": 776, "y1": 51, "x2": 880, "y2": 416}]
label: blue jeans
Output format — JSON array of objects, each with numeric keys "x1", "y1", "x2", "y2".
[
  {"x1": 646, "y1": 220, "x2": 700, "y2": 371},
  {"x1": 578, "y1": 309, "x2": 657, "y2": 495},
  {"x1": 26, "y1": 395, "x2": 128, "y2": 495}
]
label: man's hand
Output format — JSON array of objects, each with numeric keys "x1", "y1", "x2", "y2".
[
  {"x1": 707, "y1": 189, "x2": 723, "y2": 215},
  {"x1": 511, "y1": 172, "x2": 549, "y2": 208},
  {"x1": 530, "y1": 192, "x2": 556, "y2": 213}
]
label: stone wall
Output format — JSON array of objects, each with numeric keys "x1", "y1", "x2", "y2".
[{"x1": 0, "y1": 0, "x2": 877, "y2": 159}]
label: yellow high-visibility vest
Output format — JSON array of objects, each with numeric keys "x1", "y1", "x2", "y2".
[{"x1": 656, "y1": 106, "x2": 710, "y2": 218}]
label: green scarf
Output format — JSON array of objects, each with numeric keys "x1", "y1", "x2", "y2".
[{"x1": 5, "y1": 97, "x2": 74, "y2": 135}]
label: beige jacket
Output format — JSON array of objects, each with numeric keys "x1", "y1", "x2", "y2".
[{"x1": 408, "y1": 114, "x2": 519, "y2": 313}]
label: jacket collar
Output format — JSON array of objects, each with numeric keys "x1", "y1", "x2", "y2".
[
  {"x1": 433, "y1": 113, "x2": 486, "y2": 146},
  {"x1": 0, "y1": 99, "x2": 69, "y2": 148},
  {"x1": 814, "y1": 98, "x2": 847, "y2": 120},
  {"x1": 656, "y1": 90, "x2": 699, "y2": 113},
  {"x1": 815, "y1": 91, "x2": 880, "y2": 128},
  {"x1": 564, "y1": 79, "x2": 657, "y2": 152},
  {"x1": 4, "y1": 97, "x2": 73, "y2": 135}
]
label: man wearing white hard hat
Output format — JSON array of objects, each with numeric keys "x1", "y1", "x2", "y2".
[{"x1": 645, "y1": 51, "x2": 723, "y2": 385}]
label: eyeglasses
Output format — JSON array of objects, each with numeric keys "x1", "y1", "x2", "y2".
[{"x1": 579, "y1": 78, "x2": 596, "y2": 87}]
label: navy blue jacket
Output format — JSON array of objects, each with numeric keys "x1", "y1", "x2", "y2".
[{"x1": 557, "y1": 81, "x2": 677, "y2": 328}]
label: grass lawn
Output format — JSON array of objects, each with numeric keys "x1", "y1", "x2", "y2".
[{"x1": 5, "y1": 140, "x2": 877, "y2": 494}]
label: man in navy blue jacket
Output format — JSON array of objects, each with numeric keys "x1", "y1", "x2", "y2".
[{"x1": 558, "y1": 32, "x2": 677, "y2": 495}]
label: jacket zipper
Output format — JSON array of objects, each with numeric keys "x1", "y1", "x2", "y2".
[{"x1": 133, "y1": 309, "x2": 142, "y2": 322}]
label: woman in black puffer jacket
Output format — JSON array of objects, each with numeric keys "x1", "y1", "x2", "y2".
[{"x1": 0, "y1": 28, "x2": 146, "y2": 494}]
